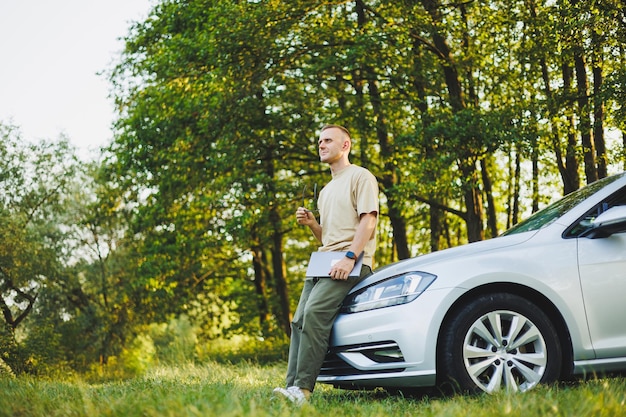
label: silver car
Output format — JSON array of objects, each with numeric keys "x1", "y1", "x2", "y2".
[{"x1": 318, "y1": 172, "x2": 626, "y2": 393}]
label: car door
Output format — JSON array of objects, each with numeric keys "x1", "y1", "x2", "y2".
[{"x1": 577, "y1": 193, "x2": 626, "y2": 358}]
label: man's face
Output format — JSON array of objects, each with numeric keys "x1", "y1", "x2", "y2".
[{"x1": 318, "y1": 127, "x2": 347, "y2": 164}]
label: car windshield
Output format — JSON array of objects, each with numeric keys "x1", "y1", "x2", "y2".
[{"x1": 501, "y1": 173, "x2": 626, "y2": 236}]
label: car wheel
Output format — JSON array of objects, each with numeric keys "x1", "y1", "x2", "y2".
[{"x1": 438, "y1": 292, "x2": 562, "y2": 394}]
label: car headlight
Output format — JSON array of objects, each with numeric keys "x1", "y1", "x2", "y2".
[{"x1": 340, "y1": 272, "x2": 437, "y2": 313}]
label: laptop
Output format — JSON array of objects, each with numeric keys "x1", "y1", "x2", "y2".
[{"x1": 305, "y1": 251, "x2": 364, "y2": 277}]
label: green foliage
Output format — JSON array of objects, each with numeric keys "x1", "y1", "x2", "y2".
[
  {"x1": 145, "y1": 315, "x2": 198, "y2": 364},
  {"x1": 15, "y1": 315, "x2": 70, "y2": 376},
  {"x1": 71, "y1": 315, "x2": 288, "y2": 381},
  {"x1": 0, "y1": 357, "x2": 15, "y2": 379},
  {"x1": 119, "y1": 333, "x2": 157, "y2": 377},
  {"x1": 196, "y1": 335, "x2": 289, "y2": 365},
  {"x1": 0, "y1": 123, "x2": 81, "y2": 373},
  {"x1": 0, "y1": 322, "x2": 18, "y2": 372}
]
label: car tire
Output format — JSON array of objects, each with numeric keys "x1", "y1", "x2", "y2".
[{"x1": 438, "y1": 292, "x2": 562, "y2": 394}]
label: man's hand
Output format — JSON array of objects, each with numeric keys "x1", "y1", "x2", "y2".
[
  {"x1": 329, "y1": 257, "x2": 356, "y2": 281},
  {"x1": 296, "y1": 207, "x2": 323, "y2": 243},
  {"x1": 296, "y1": 207, "x2": 315, "y2": 226}
]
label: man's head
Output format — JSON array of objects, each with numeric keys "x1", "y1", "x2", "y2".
[{"x1": 318, "y1": 124, "x2": 352, "y2": 166}]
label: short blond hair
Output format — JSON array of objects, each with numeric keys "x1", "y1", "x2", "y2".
[{"x1": 321, "y1": 124, "x2": 351, "y2": 140}]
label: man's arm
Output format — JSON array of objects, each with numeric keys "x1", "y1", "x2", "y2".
[
  {"x1": 329, "y1": 212, "x2": 377, "y2": 280},
  {"x1": 296, "y1": 207, "x2": 322, "y2": 243}
]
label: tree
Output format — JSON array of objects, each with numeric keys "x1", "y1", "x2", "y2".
[{"x1": 0, "y1": 123, "x2": 79, "y2": 370}]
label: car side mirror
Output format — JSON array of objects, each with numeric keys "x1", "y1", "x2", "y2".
[{"x1": 582, "y1": 206, "x2": 626, "y2": 239}]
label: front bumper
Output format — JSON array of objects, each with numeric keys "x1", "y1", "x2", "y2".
[{"x1": 317, "y1": 287, "x2": 463, "y2": 389}]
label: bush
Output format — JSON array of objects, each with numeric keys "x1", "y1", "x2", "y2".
[
  {"x1": 0, "y1": 357, "x2": 15, "y2": 378},
  {"x1": 196, "y1": 334, "x2": 289, "y2": 364},
  {"x1": 148, "y1": 315, "x2": 198, "y2": 364}
]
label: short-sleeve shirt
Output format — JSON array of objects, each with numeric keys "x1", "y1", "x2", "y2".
[{"x1": 317, "y1": 164, "x2": 379, "y2": 267}]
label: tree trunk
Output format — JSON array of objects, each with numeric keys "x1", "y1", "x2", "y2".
[
  {"x1": 623, "y1": 131, "x2": 626, "y2": 171},
  {"x1": 512, "y1": 149, "x2": 521, "y2": 226},
  {"x1": 354, "y1": 0, "x2": 410, "y2": 260},
  {"x1": 251, "y1": 243, "x2": 270, "y2": 333},
  {"x1": 480, "y1": 157, "x2": 498, "y2": 238},
  {"x1": 353, "y1": 1, "x2": 370, "y2": 168},
  {"x1": 460, "y1": 161, "x2": 484, "y2": 242},
  {"x1": 366, "y1": 66, "x2": 411, "y2": 260},
  {"x1": 421, "y1": 0, "x2": 483, "y2": 242},
  {"x1": 531, "y1": 136, "x2": 540, "y2": 213},
  {"x1": 268, "y1": 206, "x2": 291, "y2": 336},
  {"x1": 592, "y1": 50, "x2": 607, "y2": 179},
  {"x1": 263, "y1": 149, "x2": 291, "y2": 336},
  {"x1": 429, "y1": 206, "x2": 441, "y2": 252},
  {"x1": 562, "y1": 62, "x2": 582, "y2": 193},
  {"x1": 411, "y1": 34, "x2": 443, "y2": 252},
  {"x1": 574, "y1": 53, "x2": 598, "y2": 184},
  {"x1": 529, "y1": 0, "x2": 579, "y2": 194},
  {"x1": 421, "y1": 0, "x2": 466, "y2": 112}
]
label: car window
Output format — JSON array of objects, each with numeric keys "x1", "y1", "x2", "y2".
[
  {"x1": 502, "y1": 174, "x2": 626, "y2": 236},
  {"x1": 564, "y1": 185, "x2": 626, "y2": 237}
]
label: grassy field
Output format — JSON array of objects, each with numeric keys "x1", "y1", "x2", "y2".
[{"x1": 1, "y1": 361, "x2": 625, "y2": 417}]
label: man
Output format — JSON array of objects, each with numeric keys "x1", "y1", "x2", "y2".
[{"x1": 273, "y1": 124, "x2": 379, "y2": 405}]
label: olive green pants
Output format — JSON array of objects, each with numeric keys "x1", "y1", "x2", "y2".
[{"x1": 285, "y1": 265, "x2": 372, "y2": 391}]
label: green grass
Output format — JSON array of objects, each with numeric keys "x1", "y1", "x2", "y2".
[{"x1": 1, "y1": 362, "x2": 625, "y2": 417}]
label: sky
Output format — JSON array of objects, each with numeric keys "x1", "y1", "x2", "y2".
[{"x1": 0, "y1": 0, "x2": 154, "y2": 159}]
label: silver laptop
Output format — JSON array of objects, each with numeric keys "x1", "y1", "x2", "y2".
[{"x1": 305, "y1": 251, "x2": 364, "y2": 277}]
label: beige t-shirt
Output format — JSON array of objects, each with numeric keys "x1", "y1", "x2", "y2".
[{"x1": 317, "y1": 164, "x2": 379, "y2": 267}]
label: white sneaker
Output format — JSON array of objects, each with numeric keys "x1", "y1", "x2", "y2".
[{"x1": 272, "y1": 386, "x2": 308, "y2": 406}]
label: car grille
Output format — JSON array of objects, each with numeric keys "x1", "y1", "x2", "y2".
[{"x1": 319, "y1": 341, "x2": 407, "y2": 376}]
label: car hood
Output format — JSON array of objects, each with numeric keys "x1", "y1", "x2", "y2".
[{"x1": 353, "y1": 230, "x2": 537, "y2": 292}]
